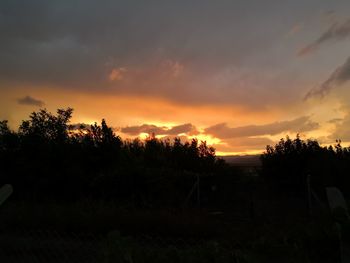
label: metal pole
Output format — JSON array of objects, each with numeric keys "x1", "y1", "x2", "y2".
[
  {"x1": 307, "y1": 174, "x2": 312, "y2": 216},
  {"x1": 197, "y1": 174, "x2": 200, "y2": 208}
]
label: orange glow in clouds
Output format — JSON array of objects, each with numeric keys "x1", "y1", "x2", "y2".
[{"x1": 1, "y1": 85, "x2": 337, "y2": 156}]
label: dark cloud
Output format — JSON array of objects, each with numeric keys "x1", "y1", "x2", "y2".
[
  {"x1": 0, "y1": 1, "x2": 249, "y2": 85},
  {"x1": 205, "y1": 116, "x2": 319, "y2": 139},
  {"x1": 328, "y1": 118, "x2": 343, "y2": 124},
  {"x1": 0, "y1": 0, "x2": 318, "y2": 109},
  {"x1": 298, "y1": 19, "x2": 350, "y2": 56},
  {"x1": 305, "y1": 56, "x2": 350, "y2": 99},
  {"x1": 121, "y1": 124, "x2": 167, "y2": 136},
  {"x1": 120, "y1": 123, "x2": 197, "y2": 136},
  {"x1": 167, "y1": 123, "x2": 199, "y2": 136},
  {"x1": 17, "y1": 95, "x2": 45, "y2": 107}
]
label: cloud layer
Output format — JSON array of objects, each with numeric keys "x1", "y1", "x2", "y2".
[
  {"x1": 205, "y1": 116, "x2": 319, "y2": 139},
  {"x1": 0, "y1": 0, "x2": 327, "y2": 110},
  {"x1": 121, "y1": 123, "x2": 198, "y2": 136},
  {"x1": 117, "y1": 116, "x2": 320, "y2": 154},
  {"x1": 17, "y1": 95, "x2": 45, "y2": 107},
  {"x1": 305, "y1": 56, "x2": 350, "y2": 99},
  {"x1": 120, "y1": 116, "x2": 320, "y2": 140},
  {"x1": 298, "y1": 19, "x2": 350, "y2": 56},
  {"x1": 2, "y1": 1, "x2": 350, "y2": 153}
]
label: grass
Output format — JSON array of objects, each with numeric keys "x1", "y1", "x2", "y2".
[{"x1": 0, "y1": 196, "x2": 345, "y2": 262}]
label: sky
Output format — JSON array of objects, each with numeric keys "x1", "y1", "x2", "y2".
[{"x1": 1, "y1": 0, "x2": 350, "y2": 155}]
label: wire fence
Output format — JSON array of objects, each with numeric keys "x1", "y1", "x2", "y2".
[
  {"x1": 1, "y1": 228, "x2": 339, "y2": 263},
  {"x1": 0, "y1": 229, "x2": 259, "y2": 263},
  {"x1": 0, "y1": 229, "x2": 104, "y2": 263}
]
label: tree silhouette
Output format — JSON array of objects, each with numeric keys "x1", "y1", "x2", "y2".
[
  {"x1": 0, "y1": 108, "x2": 223, "y2": 204},
  {"x1": 261, "y1": 135, "x2": 350, "y2": 196},
  {"x1": 19, "y1": 108, "x2": 73, "y2": 143}
]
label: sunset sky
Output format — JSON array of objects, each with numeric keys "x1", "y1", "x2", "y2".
[{"x1": 1, "y1": 0, "x2": 350, "y2": 155}]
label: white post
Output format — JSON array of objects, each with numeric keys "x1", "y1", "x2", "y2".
[{"x1": 0, "y1": 184, "x2": 13, "y2": 206}]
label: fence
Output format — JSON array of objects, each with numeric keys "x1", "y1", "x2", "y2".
[
  {"x1": 0, "y1": 230, "x2": 103, "y2": 263},
  {"x1": 0, "y1": 229, "x2": 313, "y2": 263}
]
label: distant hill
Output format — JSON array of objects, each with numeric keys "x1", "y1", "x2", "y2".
[{"x1": 220, "y1": 155, "x2": 261, "y2": 166}]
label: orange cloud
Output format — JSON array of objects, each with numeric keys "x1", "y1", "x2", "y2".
[
  {"x1": 109, "y1": 67, "x2": 127, "y2": 81},
  {"x1": 1, "y1": 85, "x2": 335, "y2": 155}
]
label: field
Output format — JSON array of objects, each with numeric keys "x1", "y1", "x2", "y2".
[{"x1": 0, "y1": 174, "x2": 346, "y2": 263}]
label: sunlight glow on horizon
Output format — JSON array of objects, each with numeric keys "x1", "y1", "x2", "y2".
[
  {"x1": 2, "y1": 1, "x2": 350, "y2": 156},
  {"x1": 1, "y1": 83, "x2": 348, "y2": 156},
  {"x1": 216, "y1": 150, "x2": 264, "y2": 156}
]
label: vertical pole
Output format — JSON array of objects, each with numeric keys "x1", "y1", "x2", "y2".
[
  {"x1": 250, "y1": 182, "x2": 255, "y2": 222},
  {"x1": 307, "y1": 174, "x2": 312, "y2": 216},
  {"x1": 197, "y1": 174, "x2": 200, "y2": 208},
  {"x1": 0, "y1": 184, "x2": 13, "y2": 207},
  {"x1": 335, "y1": 223, "x2": 343, "y2": 263}
]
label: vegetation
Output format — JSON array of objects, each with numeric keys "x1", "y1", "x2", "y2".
[
  {"x1": 261, "y1": 135, "x2": 350, "y2": 197},
  {"x1": 2, "y1": 108, "x2": 350, "y2": 211},
  {"x1": 2, "y1": 108, "x2": 350, "y2": 262},
  {"x1": 0, "y1": 108, "x2": 225, "y2": 204}
]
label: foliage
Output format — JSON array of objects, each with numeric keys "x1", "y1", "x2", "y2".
[
  {"x1": 261, "y1": 135, "x2": 350, "y2": 194},
  {"x1": 0, "y1": 108, "x2": 225, "y2": 203}
]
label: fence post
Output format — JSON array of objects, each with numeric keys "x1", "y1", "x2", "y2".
[
  {"x1": 197, "y1": 174, "x2": 200, "y2": 208},
  {"x1": 0, "y1": 184, "x2": 13, "y2": 207},
  {"x1": 306, "y1": 174, "x2": 312, "y2": 216}
]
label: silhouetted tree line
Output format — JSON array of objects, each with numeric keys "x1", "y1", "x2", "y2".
[
  {"x1": 261, "y1": 135, "x2": 350, "y2": 197},
  {"x1": 4, "y1": 108, "x2": 349, "y2": 206},
  {"x1": 0, "y1": 108, "x2": 226, "y2": 203}
]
